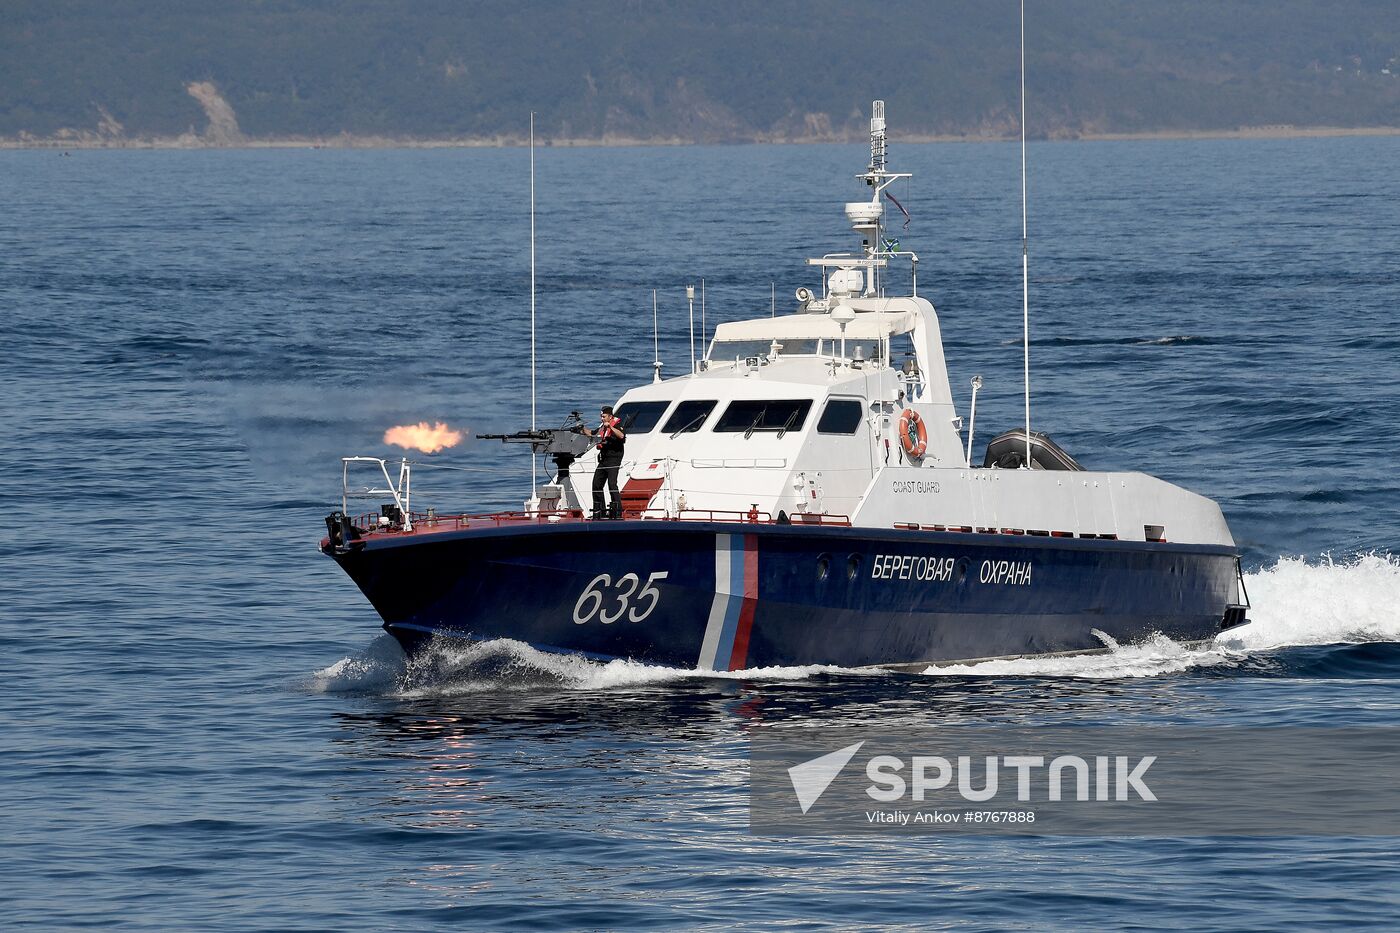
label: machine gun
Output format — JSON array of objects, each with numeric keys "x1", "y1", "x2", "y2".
[{"x1": 476, "y1": 411, "x2": 594, "y2": 481}]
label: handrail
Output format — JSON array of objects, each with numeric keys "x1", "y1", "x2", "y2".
[
  {"x1": 787, "y1": 512, "x2": 853, "y2": 527},
  {"x1": 342, "y1": 456, "x2": 412, "y2": 531},
  {"x1": 679, "y1": 508, "x2": 772, "y2": 523},
  {"x1": 344, "y1": 506, "x2": 856, "y2": 534},
  {"x1": 347, "y1": 508, "x2": 586, "y2": 532}
]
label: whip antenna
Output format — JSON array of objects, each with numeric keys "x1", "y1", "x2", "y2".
[
  {"x1": 687, "y1": 284, "x2": 695, "y2": 374},
  {"x1": 1019, "y1": 0, "x2": 1033, "y2": 468},
  {"x1": 654, "y1": 289, "x2": 663, "y2": 383},
  {"x1": 529, "y1": 112, "x2": 538, "y2": 490}
]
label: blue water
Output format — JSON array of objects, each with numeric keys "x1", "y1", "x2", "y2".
[{"x1": 3, "y1": 137, "x2": 1399, "y2": 930}]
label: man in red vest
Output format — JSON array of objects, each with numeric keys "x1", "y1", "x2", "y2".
[{"x1": 587, "y1": 405, "x2": 626, "y2": 519}]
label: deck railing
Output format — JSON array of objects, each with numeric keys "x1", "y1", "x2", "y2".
[{"x1": 344, "y1": 507, "x2": 854, "y2": 535}]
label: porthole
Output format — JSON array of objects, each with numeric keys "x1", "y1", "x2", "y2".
[
  {"x1": 846, "y1": 553, "x2": 863, "y2": 580},
  {"x1": 816, "y1": 553, "x2": 832, "y2": 581}
]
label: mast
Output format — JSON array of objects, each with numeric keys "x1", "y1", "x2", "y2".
[
  {"x1": 529, "y1": 112, "x2": 538, "y2": 490},
  {"x1": 1020, "y1": 0, "x2": 1033, "y2": 467},
  {"x1": 653, "y1": 289, "x2": 663, "y2": 383},
  {"x1": 849, "y1": 101, "x2": 910, "y2": 302},
  {"x1": 687, "y1": 284, "x2": 696, "y2": 374},
  {"x1": 869, "y1": 99, "x2": 886, "y2": 301}
]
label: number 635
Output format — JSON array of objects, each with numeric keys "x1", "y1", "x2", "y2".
[{"x1": 572, "y1": 571, "x2": 669, "y2": 625}]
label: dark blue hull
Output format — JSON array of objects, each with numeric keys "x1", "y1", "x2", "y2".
[{"x1": 325, "y1": 521, "x2": 1241, "y2": 670}]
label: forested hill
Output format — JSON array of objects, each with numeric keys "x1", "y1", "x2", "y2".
[{"x1": 4, "y1": 0, "x2": 1399, "y2": 145}]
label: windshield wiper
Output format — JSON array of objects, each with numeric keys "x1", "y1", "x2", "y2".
[
  {"x1": 776, "y1": 408, "x2": 800, "y2": 439},
  {"x1": 668, "y1": 412, "x2": 707, "y2": 439},
  {"x1": 744, "y1": 407, "x2": 768, "y2": 440}
]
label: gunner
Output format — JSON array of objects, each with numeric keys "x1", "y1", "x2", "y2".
[{"x1": 587, "y1": 405, "x2": 626, "y2": 519}]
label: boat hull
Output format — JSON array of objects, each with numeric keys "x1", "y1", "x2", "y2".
[{"x1": 325, "y1": 521, "x2": 1239, "y2": 670}]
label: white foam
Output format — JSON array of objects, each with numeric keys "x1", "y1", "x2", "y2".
[
  {"x1": 309, "y1": 633, "x2": 866, "y2": 697},
  {"x1": 1218, "y1": 552, "x2": 1400, "y2": 650},
  {"x1": 923, "y1": 631, "x2": 1244, "y2": 680},
  {"x1": 307, "y1": 634, "x2": 409, "y2": 694}
]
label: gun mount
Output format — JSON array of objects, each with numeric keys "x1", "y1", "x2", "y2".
[
  {"x1": 475, "y1": 428, "x2": 593, "y2": 459},
  {"x1": 477, "y1": 412, "x2": 595, "y2": 487}
]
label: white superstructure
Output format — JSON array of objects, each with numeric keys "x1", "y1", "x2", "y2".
[{"x1": 541, "y1": 102, "x2": 1232, "y2": 548}]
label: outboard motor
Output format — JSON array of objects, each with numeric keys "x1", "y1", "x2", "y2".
[{"x1": 983, "y1": 429, "x2": 1084, "y2": 471}]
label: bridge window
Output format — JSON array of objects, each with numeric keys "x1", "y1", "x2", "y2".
[
  {"x1": 708, "y1": 338, "x2": 819, "y2": 360},
  {"x1": 842, "y1": 339, "x2": 884, "y2": 363},
  {"x1": 817, "y1": 399, "x2": 865, "y2": 434},
  {"x1": 612, "y1": 401, "x2": 671, "y2": 434},
  {"x1": 714, "y1": 399, "x2": 813, "y2": 434},
  {"x1": 709, "y1": 340, "x2": 772, "y2": 361},
  {"x1": 662, "y1": 399, "x2": 717, "y2": 435}
]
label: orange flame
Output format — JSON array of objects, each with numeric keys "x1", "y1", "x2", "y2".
[{"x1": 383, "y1": 421, "x2": 464, "y2": 454}]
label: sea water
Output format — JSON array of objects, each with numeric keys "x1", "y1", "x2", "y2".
[{"x1": 2, "y1": 137, "x2": 1398, "y2": 929}]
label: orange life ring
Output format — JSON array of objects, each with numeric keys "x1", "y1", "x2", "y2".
[
  {"x1": 896, "y1": 409, "x2": 929, "y2": 459},
  {"x1": 898, "y1": 409, "x2": 928, "y2": 460}
]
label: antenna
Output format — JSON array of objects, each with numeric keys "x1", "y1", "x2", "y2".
[
  {"x1": 1019, "y1": 0, "x2": 1032, "y2": 468},
  {"x1": 870, "y1": 100, "x2": 887, "y2": 173},
  {"x1": 771, "y1": 282, "x2": 775, "y2": 318},
  {"x1": 687, "y1": 284, "x2": 696, "y2": 374},
  {"x1": 966, "y1": 375, "x2": 983, "y2": 467},
  {"x1": 653, "y1": 289, "x2": 663, "y2": 383},
  {"x1": 529, "y1": 111, "x2": 538, "y2": 491},
  {"x1": 832, "y1": 303, "x2": 856, "y2": 360},
  {"x1": 700, "y1": 278, "x2": 706, "y2": 352},
  {"x1": 852, "y1": 100, "x2": 909, "y2": 297}
]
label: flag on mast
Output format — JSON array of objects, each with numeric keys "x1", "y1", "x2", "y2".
[{"x1": 884, "y1": 190, "x2": 911, "y2": 229}]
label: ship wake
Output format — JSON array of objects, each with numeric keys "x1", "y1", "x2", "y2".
[{"x1": 308, "y1": 633, "x2": 859, "y2": 697}]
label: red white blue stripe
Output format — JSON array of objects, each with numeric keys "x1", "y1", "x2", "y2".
[{"x1": 697, "y1": 532, "x2": 758, "y2": 671}]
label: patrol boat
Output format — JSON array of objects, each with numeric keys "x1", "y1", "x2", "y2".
[{"x1": 321, "y1": 102, "x2": 1249, "y2": 670}]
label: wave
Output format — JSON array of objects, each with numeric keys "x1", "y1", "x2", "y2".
[
  {"x1": 1222, "y1": 552, "x2": 1400, "y2": 650},
  {"x1": 921, "y1": 631, "x2": 1247, "y2": 679},
  {"x1": 307, "y1": 634, "x2": 860, "y2": 697},
  {"x1": 310, "y1": 553, "x2": 1400, "y2": 692}
]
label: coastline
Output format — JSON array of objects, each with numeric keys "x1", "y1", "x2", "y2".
[{"x1": 4, "y1": 124, "x2": 1400, "y2": 151}]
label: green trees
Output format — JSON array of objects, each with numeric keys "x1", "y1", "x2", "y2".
[{"x1": 3, "y1": 0, "x2": 1397, "y2": 143}]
